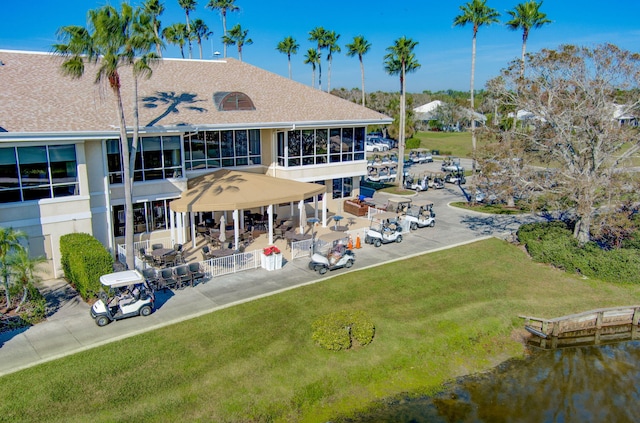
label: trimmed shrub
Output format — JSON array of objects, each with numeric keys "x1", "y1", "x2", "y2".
[
  {"x1": 60, "y1": 233, "x2": 113, "y2": 300},
  {"x1": 312, "y1": 310, "x2": 375, "y2": 351},
  {"x1": 517, "y1": 221, "x2": 640, "y2": 283},
  {"x1": 405, "y1": 137, "x2": 420, "y2": 150}
]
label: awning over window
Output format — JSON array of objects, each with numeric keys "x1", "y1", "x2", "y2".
[{"x1": 169, "y1": 169, "x2": 325, "y2": 213}]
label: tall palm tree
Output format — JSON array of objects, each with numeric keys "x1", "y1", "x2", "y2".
[
  {"x1": 276, "y1": 36, "x2": 299, "y2": 79},
  {"x1": 308, "y1": 27, "x2": 328, "y2": 90},
  {"x1": 506, "y1": 0, "x2": 551, "y2": 77},
  {"x1": 178, "y1": 0, "x2": 197, "y2": 59},
  {"x1": 0, "y1": 227, "x2": 26, "y2": 310},
  {"x1": 325, "y1": 30, "x2": 341, "y2": 93},
  {"x1": 206, "y1": 0, "x2": 239, "y2": 58},
  {"x1": 346, "y1": 35, "x2": 371, "y2": 106},
  {"x1": 222, "y1": 24, "x2": 252, "y2": 62},
  {"x1": 191, "y1": 18, "x2": 212, "y2": 59},
  {"x1": 53, "y1": 4, "x2": 154, "y2": 270},
  {"x1": 384, "y1": 37, "x2": 420, "y2": 188},
  {"x1": 454, "y1": 0, "x2": 500, "y2": 172},
  {"x1": 142, "y1": 0, "x2": 165, "y2": 57},
  {"x1": 163, "y1": 22, "x2": 188, "y2": 58},
  {"x1": 303, "y1": 48, "x2": 320, "y2": 88}
]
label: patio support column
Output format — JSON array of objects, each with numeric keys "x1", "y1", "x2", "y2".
[
  {"x1": 176, "y1": 212, "x2": 185, "y2": 245},
  {"x1": 267, "y1": 204, "x2": 274, "y2": 245},
  {"x1": 298, "y1": 200, "x2": 304, "y2": 233},
  {"x1": 321, "y1": 194, "x2": 327, "y2": 227},
  {"x1": 169, "y1": 209, "x2": 176, "y2": 245},
  {"x1": 190, "y1": 211, "x2": 197, "y2": 249},
  {"x1": 233, "y1": 209, "x2": 239, "y2": 250},
  {"x1": 314, "y1": 195, "x2": 319, "y2": 219}
]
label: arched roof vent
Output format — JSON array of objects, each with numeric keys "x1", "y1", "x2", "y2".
[{"x1": 213, "y1": 91, "x2": 256, "y2": 111}]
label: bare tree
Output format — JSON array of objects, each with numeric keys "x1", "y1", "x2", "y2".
[{"x1": 486, "y1": 44, "x2": 640, "y2": 243}]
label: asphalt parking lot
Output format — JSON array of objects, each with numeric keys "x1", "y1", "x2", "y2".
[{"x1": 0, "y1": 163, "x2": 542, "y2": 377}]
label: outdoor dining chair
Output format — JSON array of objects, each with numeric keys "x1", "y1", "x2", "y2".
[
  {"x1": 152, "y1": 243, "x2": 163, "y2": 250},
  {"x1": 174, "y1": 265, "x2": 192, "y2": 289},
  {"x1": 188, "y1": 262, "x2": 206, "y2": 285},
  {"x1": 162, "y1": 252, "x2": 178, "y2": 268},
  {"x1": 158, "y1": 268, "x2": 178, "y2": 291}
]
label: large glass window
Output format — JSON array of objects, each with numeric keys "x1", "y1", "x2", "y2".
[
  {"x1": 108, "y1": 135, "x2": 183, "y2": 184},
  {"x1": 0, "y1": 144, "x2": 79, "y2": 203},
  {"x1": 277, "y1": 127, "x2": 364, "y2": 168},
  {"x1": 332, "y1": 177, "x2": 353, "y2": 199},
  {"x1": 112, "y1": 198, "x2": 175, "y2": 236},
  {"x1": 185, "y1": 130, "x2": 260, "y2": 170}
]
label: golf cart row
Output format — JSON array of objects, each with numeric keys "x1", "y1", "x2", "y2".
[{"x1": 404, "y1": 172, "x2": 446, "y2": 191}]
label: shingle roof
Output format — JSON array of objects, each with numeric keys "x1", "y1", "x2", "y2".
[{"x1": 0, "y1": 50, "x2": 391, "y2": 134}]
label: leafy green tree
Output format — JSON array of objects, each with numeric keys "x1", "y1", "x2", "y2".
[
  {"x1": 10, "y1": 248, "x2": 46, "y2": 313},
  {"x1": 206, "y1": 0, "x2": 239, "y2": 58},
  {"x1": 276, "y1": 36, "x2": 299, "y2": 79},
  {"x1": 53, "y1": 4, "x2": 157, "y2": 270},
  {"x1": 454, "y1": 0, "x2": 500, "y2": 171},
  {"x1": 191, "y1": 18, "x2": 212, "y2": 59},
  {"x1": 304, "y1": 48, "x2": 320, "y2": 88},
  {"x1": 0, "y1": 227, "x2": 26, "y2": 310},
  {"x1": 308, "y1": 26, "x2": 329, "y2": 90},
  {"x1": 506, "y1": 0, "x2": 551, "y2": 77},
  {"x1": 384, "y1": 37, "x2": 420, "y2": 188},
  {"x1": 163, "y1": 22, "x2": 188, "y2": 58},
  {"x1": 325, "y1": 30, "x2": 341, "y2": 93},
  {"x1": 222, "y1": 23, "x2": 252, "y2": 62},
  {"x1": 142, "y1": 0, "x2": 165, "y2": 57},
  {"x1": 346, "y1": 35, "x2": 371, "y2": 106}
]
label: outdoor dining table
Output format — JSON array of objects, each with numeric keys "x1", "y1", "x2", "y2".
[
  {"x1": 209, "y1": 248, "x2": 235, "y2": 258},
  {"x1": 149, "y1": 248, "x2": 174, "y2": 258}
]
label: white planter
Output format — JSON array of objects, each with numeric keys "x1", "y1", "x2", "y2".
[{"x1": 261, "y1": 253, "x2": 282, "y2": 271}]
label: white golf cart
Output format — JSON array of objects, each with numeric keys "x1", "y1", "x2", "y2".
[
  {"x1": 404, "y1": 173, "x2": 429, "y2": 191},
  {"x1": 385, "y1": 197, "x2": 412, "y2": 214},
  {"x1": 90, "y1": 270, "x2": 155, "y2": 327},
  {"x1": 308, "y1": 232, "x2": 355, "y2": 275},
  {"x1": 365, "y1": 211, "x2": 404, "y2": 247},
  {"x1": 405, "y1": 200, "x2": 436, "y2": 230}
]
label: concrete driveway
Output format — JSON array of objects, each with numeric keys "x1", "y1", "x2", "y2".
[{"x1": 0, "y1": 170, "x2": 543, "y2": 377}]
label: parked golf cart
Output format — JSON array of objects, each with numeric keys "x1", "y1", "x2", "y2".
[
  {"x1": 405, "y1": 200, "x2": 436, "y2": 230},
  {"x1": 445, "y1": 170, "x2": 466, "y2": 185},
  {"x1": 365, "y1": 211, "x2": 404, "y2": 247},
  {"x1": 385, "y1": 197, "x2": 412, "y2": 214},
  {"x1": 309, "y1": 232, "x2": 355, "y2": 275},
  {"x1": 441, "y1": 156, "x2": 463, "y2": 172},
  {"x1": 404, "y1": 173, "x2": 429, "y2": 191},
  {"x1": 90, "y1": 270, "x2": 155, "y2": 327}
]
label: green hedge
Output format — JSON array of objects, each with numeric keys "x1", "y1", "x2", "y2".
[
  {"x1": 60, "y1": 233, "x2": 113, "y2": 300},
  {"x1": 311, "y1": 310, "x2": 375, "y2": 351},
  {"x1": 405, "y1": 137, "x2": 420, "y2": 150},
  {"x1": 517, "y1": 221, "x2": 640, "y2": 284}
]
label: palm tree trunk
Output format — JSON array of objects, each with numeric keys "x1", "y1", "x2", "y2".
[
  {"x1": 288, "y1": 55, "x2": 292, "y2": 79},
  {"x1": 360, "y1": 57, "x2": 365, "y2": 106},
  {"x1": 222, "y1": 14, "x2": 227, "y2": 58},
  {"x1": 317, "y1": 47, "x2": 322, "y2": 91},
  {"x1": 113, "y1": 84, "x2": 135, "y2": 271},
  {"x1": 470, "y1": 32, "x2": 477, "y2": 173},
  {"x1": 327, "y1": 58, "x2": 332, "y2": 93},
  {"x1": 198, "y1": 41, "x2": 203, "y2": 59},
  {"x1": 397, "y1": 65, "x2": 406, "y2": 188}
]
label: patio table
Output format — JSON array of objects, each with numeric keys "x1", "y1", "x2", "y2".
[
  {"x1": 209, "y1": 248, "x2": 234, "y2": 258},
  {"x1": 149, "y1": 248, "x2": 174, "y2": 258}
]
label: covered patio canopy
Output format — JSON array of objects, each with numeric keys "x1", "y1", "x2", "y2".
[
  {"x1": 169, "y1": 169, "x2": 326, "y2": 212},
  {"x1": 169, "y1": 169, "x2": 327, "y2": 249}
]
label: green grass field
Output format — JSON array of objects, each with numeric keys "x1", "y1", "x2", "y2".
[
  {"x1": 3, "y1": 238, "x2": 640, "y2": 422},
  {"x1": 413, "y1": 131, "x2": 473, "y2": 158}
]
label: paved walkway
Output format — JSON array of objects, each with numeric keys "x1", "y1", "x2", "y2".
[{"x1": 0, "y1": 168, "x2": 543, "y2": 377}]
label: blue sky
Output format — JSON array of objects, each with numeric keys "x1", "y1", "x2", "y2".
[{"x1": 2, "y1": 1, "x2": 639, "y2": 93}]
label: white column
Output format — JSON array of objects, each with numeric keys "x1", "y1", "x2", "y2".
[
  {"x1": 190, "y1": 211, "x2": 196, "y2": 248},
  {"x1": 322, "y1": 195, "x2": 327, "y2": 227},
  {"x1": 298, "y1": 200, "x2": 304, "y2": 233},
  {"x1": 233, "y1": 209, "x2": 239, "y2": 250},
  {"x1": 176, "y1": 211, "x2": 184, "y2": 244},
  {"x1": 267, "y1": 204, "x2": 274, "y2": 245},
  {"x1": 169, "y1": 209, "x2": 176, "y2": 245}
]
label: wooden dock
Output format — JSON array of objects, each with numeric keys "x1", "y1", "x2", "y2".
[{"x1": 520, "y1": 306, "x2": 640, "y2": 349}]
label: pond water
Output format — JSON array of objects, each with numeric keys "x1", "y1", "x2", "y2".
[{"x1": 339, "y1": 341, "x2": 640, "y2": 422}]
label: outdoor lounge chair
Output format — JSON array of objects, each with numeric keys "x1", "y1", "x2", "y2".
[{"x1": 158, "y1": 268, "x2": 178, "y2": 291}]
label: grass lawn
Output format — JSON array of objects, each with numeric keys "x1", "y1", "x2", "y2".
[
  {"x1": 413, "y1": 131, "x2": 473, "y2": 158},
  {"x1": 3, "y1": 238, "x2": 640, "y2": 422}
]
